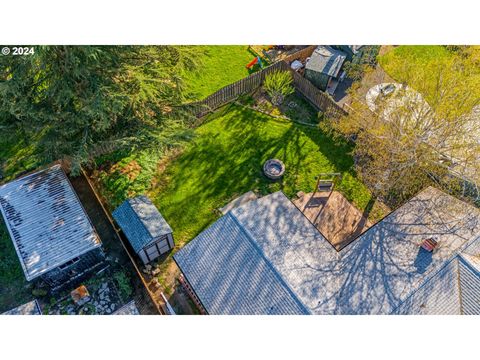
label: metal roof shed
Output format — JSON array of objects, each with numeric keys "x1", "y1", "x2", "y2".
[
  {"x1": 113, "y1": 196, "x2": 174, "y2": 264},
  {"x1": 0, "y1": 165, "x2": 102, "y2": 284}
]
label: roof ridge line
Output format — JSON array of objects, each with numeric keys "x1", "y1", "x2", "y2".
[
  {"x1": 458, "y1": 251, "x2": 480, "y2": 274},
  {"x1": 125, "y1": 199, "x2": 150, "y2": 233},
  {"x1": 227, "y1": 211, "x2": 311, "y2": 315},
  {"x1": 390, "y1": 232, "x2": 480, "y2": 314}
]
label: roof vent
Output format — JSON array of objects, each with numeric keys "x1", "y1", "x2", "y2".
[{"x1": 421, "y1": 238, "x2": 438, "y2": 252}]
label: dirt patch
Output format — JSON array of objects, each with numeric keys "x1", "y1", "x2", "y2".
[
  {"x1": 69, "y1": 172, "x2": 159, "y2": 315},
  {"x1": 137, "y1": 254, "x2": 199, "y2": 315},
  {"x1": 113, "y1": 159, "x2": 142, "y2": 181},
  {"x1": 238, "y1": 89, "x2": 320, "y2": 125},
  {"x1": 294, "y1": 191, "x2": 372, "y2": 250}
]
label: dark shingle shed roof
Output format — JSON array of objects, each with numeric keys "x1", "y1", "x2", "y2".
[
  {"x1": 112, "y1": 196, "x2": 172, "y2": 254},
  {"x1": 175, "y1": 188, "x2": 480, "y2": 315},
  {"x1": 305, "y1": 46, "x2": 347, "y2": 78},
  {"x1": 0, "y1": 165, "x2": 101, "y2": 281}
]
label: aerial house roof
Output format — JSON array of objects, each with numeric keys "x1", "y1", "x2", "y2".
[
  {"x1": 174, "y1": 187, "x2": 480, "y2": 315},
  {"x1": 0, "y1": 165, "x2": 101, "y2": 281}
]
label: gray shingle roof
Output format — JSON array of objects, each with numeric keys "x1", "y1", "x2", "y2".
[
  {"x1": 0, "y1": 165, "x2": 101, "y2": 281},
  {"x1": 293, "y1": 187, "x2": 480, "y2": 314},
  {"x1": 458, "y1": 253, "x2": 480, "y2": 314},
  {"x1": 112, "y1": 195, "x2": 172, "y2": 254},
  {"x1": 2, "y1": 299, "x2": 41, "y2": 315},
  {"x1": 174, "y1": 188, "x2": 480, "y2": 315},
  {"x1": 174, "y1": 212, "x2": 309, "y2": 315},
  {"x1": 305, "y1": 46, "x2": 347, "y2": 77}
]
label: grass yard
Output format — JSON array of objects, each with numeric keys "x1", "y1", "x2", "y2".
[
  {"x1": 378, "y1": 45, "x2": 480, "y2": 103},
  {"x1": 180, "y1": 46, "x2": 261, "y2": 101},
  {"x1": 0, "y1": 218, "x2": 32, "y2": 312},
  {"x1": 0, "y1": 133, "x2": 41, "y2": 312},
  {"x1": 0, "y1": 130, "x2": 42, "y2": 182},
  {"x1": 143, "y1": 104, "x2": 385, "y2": 246}
]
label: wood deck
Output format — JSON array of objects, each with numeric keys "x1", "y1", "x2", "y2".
[{"x1": 293, "y1": 191, "x2": 372, "y2": 250}]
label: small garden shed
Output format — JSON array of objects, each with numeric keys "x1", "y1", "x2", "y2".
[
  {"x1": 113, "y1": 195, "x2": 174, "y2": 264},
  {"x1": 305, "y1": 46, "x2": 347, "y2": 92}
]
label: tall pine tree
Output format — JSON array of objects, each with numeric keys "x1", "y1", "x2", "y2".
[{"x1": 0, "y1": 46, "x2": 198, "y2": 172}]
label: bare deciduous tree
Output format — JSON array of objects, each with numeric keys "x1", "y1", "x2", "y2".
[{"x1": 325, "y1": 51, "x2": 480, "y2": 206}]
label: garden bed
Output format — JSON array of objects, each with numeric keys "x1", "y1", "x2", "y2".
[{"x1": 237, "y1": 89, "x2": 321, "y2": 125}]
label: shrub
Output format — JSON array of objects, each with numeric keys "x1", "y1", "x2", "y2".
[
  {"x1": 343, "y1": 61, "x2": 365, "y2": 81},
  {"x1": 32, "y1": 288, "x2": 48, "y2": 297},
  {"x1": 263, "y1": 71, "x2": 294, "y2": 105},
  {"x1": 114, "y1": 271, "x2": 133, "y2": 301}
]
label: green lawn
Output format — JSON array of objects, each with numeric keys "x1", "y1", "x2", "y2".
[
  {"x1": 181, "y1": 46, "x2": 261, "y2": 101},
  {"x1": 0, "y1": 130, "x2": 42, "y2": 182},
  {"x1": 144, "y1": 104, "x2": 384, "y2": 245},
  {"x1": 0, "y1": 132, "x2": 39, "y2": 312},
  {"x1": 0, "y1": 218, "x2": 32, "y2": 312},
  {"x1": 378, "y1": 45, "x2": 480, "y2": 103}
]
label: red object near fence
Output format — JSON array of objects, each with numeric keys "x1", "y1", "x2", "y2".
[{"x1": 246, "y1": 57, "x2": 259, "y2": 69}]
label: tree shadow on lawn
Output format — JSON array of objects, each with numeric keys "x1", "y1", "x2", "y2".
[
  {"x1": 150, "y1": 104, "x2": 375, "y2": 246},
  {"x1": 150, "y1": 107, "x2": 314, "y2": 241},
  {"x1": 296, "y1": 123, "x2": 378, "y2": 213}
]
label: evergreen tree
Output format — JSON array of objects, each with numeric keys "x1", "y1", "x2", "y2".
[{"x1": 0, "y1": 46, "x2": 198, "y2": 172}]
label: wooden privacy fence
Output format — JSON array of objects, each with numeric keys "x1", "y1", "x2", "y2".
[
  {"x1": 188, "y1": 57, "x2": 347, "y2": 119},
  {"x1": 282, "y1": 45, "x2": 316, "y2": 63},
  {"x1": 289, "y1": 68, "x2": 348, "y2": 118},
  {"x1": 188, "y1": 61, "x2": 286, "y2": 117}
]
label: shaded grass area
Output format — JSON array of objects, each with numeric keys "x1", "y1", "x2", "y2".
[
  {"x1": 0, "y1": 131, "x2": 39, "y2": 312},
  {"x1": 0, "y1": 217, "x2": 32, "y2": 312},
  {"x1": 181, "y1": 46, "x2": 261, "y2": 101},
  {"x1": 146, "y1": 104, "x2": 385, "y2": 246},
  {"x1": 0, "y1": 130, "x2": 42, "y2": 182}
]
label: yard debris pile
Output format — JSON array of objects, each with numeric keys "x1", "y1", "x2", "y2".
[{"x1": 46, "y1": 279, "x2": 123, "y2": 315}]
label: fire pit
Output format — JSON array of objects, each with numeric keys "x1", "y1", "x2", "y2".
[{"x1": 263, "y1": 159, "x2": 285, "y2": 180}]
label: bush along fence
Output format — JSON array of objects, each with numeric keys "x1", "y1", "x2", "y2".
[{"x1": 187, "y1": 58, "x2": 347, "y2": 119}]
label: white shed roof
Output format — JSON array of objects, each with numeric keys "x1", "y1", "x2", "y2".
[{"x1": 0, "y1": 165, "x2": 101, "y2": 281}]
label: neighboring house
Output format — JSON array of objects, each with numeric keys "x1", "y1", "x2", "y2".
[
  {"x1": 2, "y1": 299, "x2": 42, "y2": 315},
  {"x1": 113, "y1": 196, "x2": 174, "y2": 264},
  {"x1": 0, "y1": 165, "x2": 105, "y2": 290},
  {"x1": 174, "y1": 187, "x2": 480, "y2": 315},
  {"x1": 304, "y1": 46, "x2": 347, "y2": 94},
  {"x1": 332, "y1": 45, "x2": 364, "y2": 61}
]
